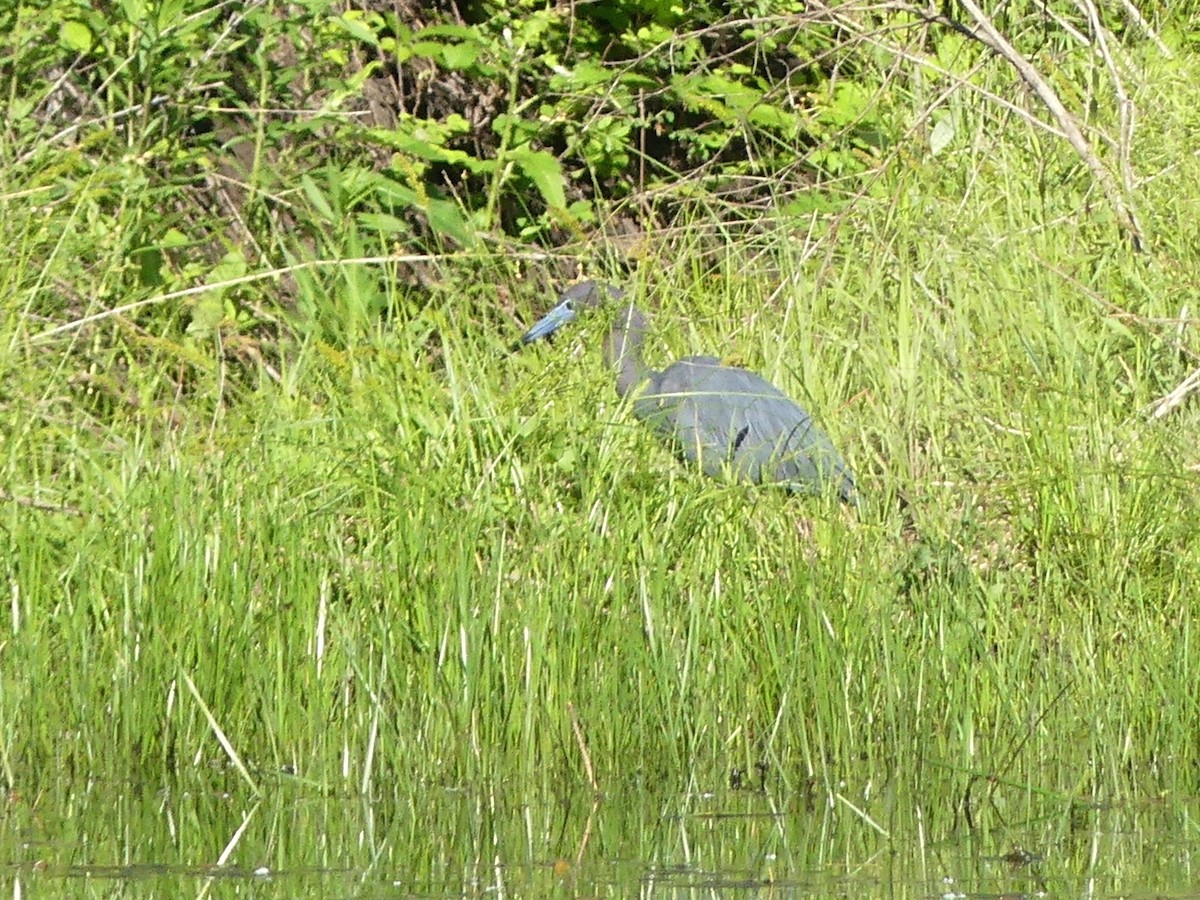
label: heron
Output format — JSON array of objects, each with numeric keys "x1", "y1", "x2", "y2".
[{"x1": 520, "y1": 280, "x2": 858, "y2": 505}]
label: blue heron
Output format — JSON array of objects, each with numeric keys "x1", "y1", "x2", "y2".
[{"x1": 521, "y1": 281, "x2": 858, "y2": 504}]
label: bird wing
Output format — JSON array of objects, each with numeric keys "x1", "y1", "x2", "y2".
[{"x1": 632, "y1": 357, "x2": 856, "y2": 501}]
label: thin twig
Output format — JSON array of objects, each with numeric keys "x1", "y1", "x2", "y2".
[
  {"x1": 568, "y1": 701, "x2": 599, "y2": 793},
  {"x1": 28, "y1": 252, "x2": 553, "y2": 344},
  {"x1": 1152, "y1": 366, "x2": 1200, "y2": 419},
  {"x1": 0, "y1": 490, "x2": 82, "y2": 516}
]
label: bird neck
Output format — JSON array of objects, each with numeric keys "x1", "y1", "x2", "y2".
[{"x1": 603, "y1": 304, "x2": 651, "y2": 398}]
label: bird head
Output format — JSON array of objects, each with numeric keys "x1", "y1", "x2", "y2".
[{"x1": 520, "y1": 280, "x2": 625, "y2": 344}]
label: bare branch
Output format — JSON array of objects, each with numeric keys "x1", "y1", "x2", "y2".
[{"x1": 953, "y1": 0, "x2": 1146, "y2": 250}]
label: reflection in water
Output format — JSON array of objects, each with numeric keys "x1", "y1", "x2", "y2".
[{"x1": 2, "y1": 772, "x2": 1198, "y2": 897}]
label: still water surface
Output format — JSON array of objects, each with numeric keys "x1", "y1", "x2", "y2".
[{"x1": 3, "y1": 772, "x2": 1197, "y2": 897}]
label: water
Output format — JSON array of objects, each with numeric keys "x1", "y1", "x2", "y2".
[{"x1": 4, "y1": 771, "x2": 1197, "y2": 897}]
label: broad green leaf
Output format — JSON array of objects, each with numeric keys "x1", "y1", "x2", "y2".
[
  {"x1": 60, "y1": 21, "x2": 94, "y2": 52},
  {"x1": 695, "y1": 73, "x2": 761, "y2": 111},
  {"x1": 440, "y1": 42, "x2": 479, "y2": 69},
  {"x1": 546, "y1": 60, "x2": 613, "y2": 89},
  {"x1": 156, "y1": 0, "x2": 186, "y2": 30},
  {"x1": 826, "y1": 82, "x2": 872, "y2": 126},
  {"x1": 334, "y1": 14, "x2": 380, "y2": 47},
  {"x1": 930, "y1": 115, "x2": 955, "y2": 156},
  {"x1": 511, "y1": 146, "x2": 566, "y2": 209},
  {"x1": 186, "y1": 294, "x2": 225, "y2": 338},
  {"x1": 425, "y1": 197, "x2": 476, "y2": 247},
  {"x1": 209, "y1": 250, "x2": 247, "y2": 284},
  {"x1": 568, "y1": 200, "x2": 596, "y2": 224},
  {"x1": 160, "y1": 228, "x2": 190, "y2": 248},
  {"x1": 407, "y1": 40, "x2": 449, "y2": 59},
  {"x1": 368, "y1": 183, "x2": 476, "y2": 248},
  {"x1": 119, "y1": 0, "x2": 147, "y2": 25},
  {"x1": 748, "y1": 104, "x2": 798, "y2": 130}
]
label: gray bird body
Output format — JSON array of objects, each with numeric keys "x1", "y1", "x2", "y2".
[{"x1": 521, "y1": 281, "x2": 857, "y2": 504}]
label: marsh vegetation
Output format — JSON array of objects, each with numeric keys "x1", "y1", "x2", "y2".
[{"x1": 3, "y1": 0, "x2": 1199, "y2": 894}]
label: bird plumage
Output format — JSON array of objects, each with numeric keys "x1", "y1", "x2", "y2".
[
  {"x1": 521, "y1": 280, "x2": 858, "y2": 505},
  {"x1": 634, "y1": 356, "x2": 857, "y2": 503}
]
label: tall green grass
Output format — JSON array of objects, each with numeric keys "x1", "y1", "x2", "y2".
[{"x1": 3, "y1": 21, "x2": 1200, "y2": 879}]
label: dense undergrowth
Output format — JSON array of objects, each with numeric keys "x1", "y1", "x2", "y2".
[{"x1": 2, "y1": 0, "x2": 1200, "y2": 849}]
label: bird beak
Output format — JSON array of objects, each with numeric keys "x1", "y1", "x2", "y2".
[{"x1": 520, "y1": 299, "x2": 577, "y2": 344}]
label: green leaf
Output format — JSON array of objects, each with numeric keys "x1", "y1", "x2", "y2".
[
  {"x1": 209, "y1": 250, "x2": 247, "y2": 284},
  {"x1": 510, "y1": 146, "x2": 566, "y2": 210},
  {"x1": 415, "y1": 24, "x2": 480, "y2": 41},
  {"x1": 747, "y1": 104, "x2": 798, "y2": 131},
  {"x1": 440, "y1": 42, "x2": 479, "y2": 69},
  {"x1": 160, "y1": 228, "x2": 190, "y2": 248},
  {"x1": 409, "y1": 41, "x2": 448, "y2": 59},
  {"x1": 696, "y1": 73, "x2": 762, "y2": 112},
  {"x1": 155, "y1": 0, "x2": 186, "y2": 30},
  {"x1": 119, "y1": 0, "x2": 147, "y2": 25},
  {"x1": 568, "y1": 200, "x2": 596, "y2": 224},
  {"x1": 60, "y1": 21, "x2": 94, "y2": 52},
  {"x1": 929, "y1": 115, "x2": 955, "y2": 156},
  {"x1": 334, "y1": 14, "x2": 380, "y2": 47},
  {"x1": 188, "y1": 251, "x2": 245, "y2": 338},
  {"x1": 826, "y1": 82, "x2": 872, "y2": 127},
  {"x1": 632, "y1": 23, "x2": 674, "y2": 47},
  {"x1": 300, "y1": 174, "x2": 337, "y2": 221},
  {"x1": 425, "y1": 198, "x2": 476, "y2": 247},
  {"x1": 186, "y1": 294, "x2": 225, "y2": 338},
  {"x1": 368, "y1": 116, "x2": 491, "y2": 174},
  {"x1": 368, "y1": 183, "x2": 476, "y2": 248},
  {"x1": 356, "y1": 213, "x2": 409, "y2": 236},
  {"x1": 547, "y1": 60, "x2": 614, "y2": 89}
]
